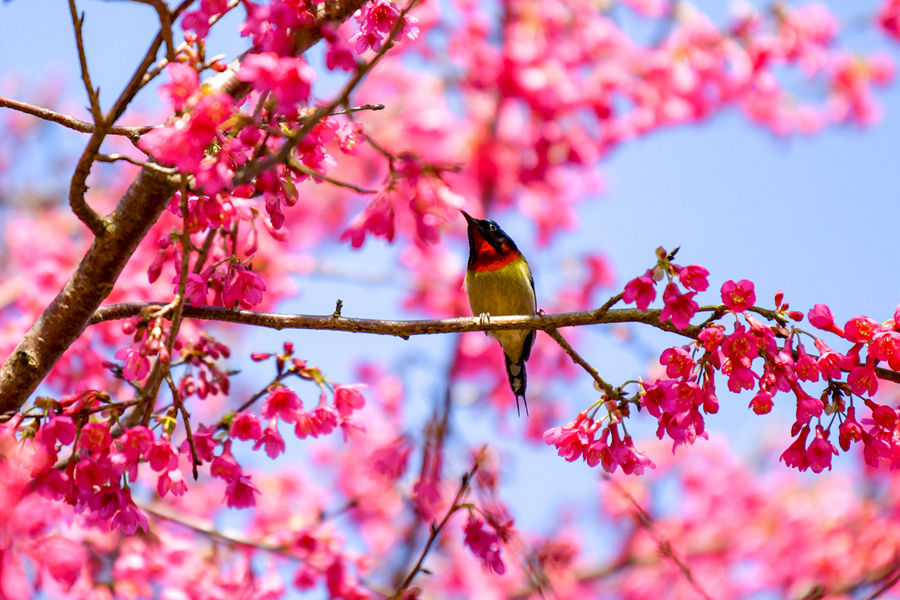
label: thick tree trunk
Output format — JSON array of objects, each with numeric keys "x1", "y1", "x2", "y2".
[{"x1": 0, "y1": 0, "x2": 367, "y2": 414}]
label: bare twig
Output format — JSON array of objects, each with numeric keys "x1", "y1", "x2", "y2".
[
  {"x1": 68, "y1": 0, "x2": 103, "y2": 121},
  {"x1": 392, "y1": 467, "x2": 476, "y2": 598},
  {"x1": 96, "y1": 153, "x2": 176, "y2": 173},
  {"x1": 546, "y1": 328, "x2": 618, "y2": 398},
  {"x1": 0, "y1": 96, "x2": 154, "y2": 141},
  {"x1": 138, "y1": 500, "x2": 286, "y2": 551},
  {"x1": 603, "y1": 475, "x2": 713, "y2": 600},
  {"x1": 330, "y1": 103, "x2": 385, "y2": 116},
  {"x1": 0, "y1": 0, "x2": 371, "y2": 414},
  {"x1": 164, "y1": 372, "x2": 200, "y2": 479},
  {"x1": 863, "y1": 570, "x2": 900, "y2": 600},
  {"x1": 288, "y1": 160, "x2": 376, "y2": 194},
  {"x1": 232, "y1": 0, "x2": 420, "y2": 188}
]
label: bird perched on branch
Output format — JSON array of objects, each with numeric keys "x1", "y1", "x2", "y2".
[{"x1": 461, "y1": 210, "x2": 536, "y2": 416}]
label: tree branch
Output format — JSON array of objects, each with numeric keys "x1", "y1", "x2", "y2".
[
  {"x1": 392, "y1": 468, "x2": 475, "y2": 598},
  {"x1": 90, "y1": 302, "x2": 699, "y2": 338},
  {"x1": 0, "y1": 0, "x2": 371, "y2": 415},
  {"x1": 89, "y1": 301, "x2": 900, "y2": 388},
  {"x1": 603, "y1": 474, "x2": 713, "y2": 600},
  {"x1": 0, "y1": 96, "x2": 154, "y2": 141}
]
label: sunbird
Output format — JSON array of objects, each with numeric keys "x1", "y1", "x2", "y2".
[{"x1": 461, "y1": 210, "x2": 536, "y2": 416}]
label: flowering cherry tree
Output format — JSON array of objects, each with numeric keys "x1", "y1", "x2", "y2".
[{"x1": 2, "y1": 0, "x2": 900, "y2": 598}]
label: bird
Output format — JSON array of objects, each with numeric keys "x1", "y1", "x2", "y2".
[{"x1": 461, "y1": 210, "x2": 536, "y2": 416}]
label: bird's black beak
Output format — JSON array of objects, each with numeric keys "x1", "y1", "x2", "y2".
[{"x1": 460, "y1": 210, "x2": 477, "y2": 227}]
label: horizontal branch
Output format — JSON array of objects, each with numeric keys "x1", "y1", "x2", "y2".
[
  {"x1": 0, "y1": 0, "x2": 371, "y2": 415},
  {"x1": 90, "y1": 301, "x2": 900, "y2": 386},
  {"x1": 0, "y1": 95, "x2": 153, "y2": 142},
  {"x1": 91, "y1": 302, "x2": 696, "y2": 338}
]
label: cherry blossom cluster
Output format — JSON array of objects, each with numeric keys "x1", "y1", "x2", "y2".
[
  {"x1": 5, "y1": 0, "x2": 900, "y2": 597},
  {"x1": 544, "y1": 243, "x2": 900, "y2": 477}
]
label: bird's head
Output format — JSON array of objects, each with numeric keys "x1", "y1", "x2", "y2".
[{"x1": 461, "y1": 210, "x2": 522, "y2": 270}]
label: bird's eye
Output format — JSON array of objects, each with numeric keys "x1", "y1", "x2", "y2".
[{"x1": 488, "y1": 223, "x2": 497, "y2": 231}]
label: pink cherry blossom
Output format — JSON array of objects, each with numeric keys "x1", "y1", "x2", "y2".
[
  {"x1": 721, "y1": 279, "x2": 756, "y2": 312},
  {"x1": 253, "y1": 423, "x2": 286, "y2": 458},
  {"x1": 231, "y1": 412, "x2": 263, "y2": 441},
  {"x1": 334, "y1": 383, "x2": 367, "y2": 416},
  {"x1": 677, "y1": 264, "x2": 709, "y2": 291},
  {"x1": 463, "y1": 515, "x2": 506, "y2": 574},
  {"x1": 659, "y1": 283, "x2": 698, "y2": 330},
  {"x1": 158, "y1": 63, "x2": 199, "y2": 112},
  {"x1": 623, "y1": 271, "x2": 656, "y2": 310},
  {"x1": 261, "y1": 386, "x2": 302, "y2": 423},
  {"x1": 114, "y1": 347, "x2": 150, "y2": 381},
  {"x1": 225, "y1": 475, "x2": 260, "y2": 509}
]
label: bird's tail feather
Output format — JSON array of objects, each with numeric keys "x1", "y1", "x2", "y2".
[{"x1": 504, "y1": 353, "x2": 528, "y2": 417}]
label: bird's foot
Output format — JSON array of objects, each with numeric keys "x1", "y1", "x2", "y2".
[{"x1": 478, "y1": 312, "x2": 492, "y2": 327}]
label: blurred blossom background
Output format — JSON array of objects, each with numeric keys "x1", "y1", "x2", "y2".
[{"x1": 2, "y1": 0, "x2": 900, "y2": 595}]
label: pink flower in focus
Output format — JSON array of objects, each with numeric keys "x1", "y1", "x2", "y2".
[
  {"x1": 120, "y1": 426, "x2": 154, "y2": 460},
  {"x1": 80, "y1": 422, "x2": 111, "y2": 454},
  {"x1": 158, "y1": 63, "x2": 199, "y2": 112},
  {"x1": 660, "y1": 283, "x2": 698, "y2": 330},
  {"x1": 623, "y1": 271, "x2": 656, "y2": 310},
  {"x1": 157, "y1": 469, "x2": 188, "y2": 498},
  {"x1": 39, "y1": 413, "x2": 76, "y2": 448},
  {"x1": 808, "y1": 303, "x2": 845, "y2": 337},
  {"x1": 839, "y1": 406, "x2": 863, "y2": 451},
  {"x1": 115, "y1": 347, "x2": 150, "y2": 381},
  {"x1": 750, "y1": 389, "x2": 773, "y2": 415},
  {"x1": 659, "y1": 346, "x2": 694, "y2": 379},
  {"x1": 253, "y1": 423, "x2": 286, "y2": 458},
  {"x1": 844, "y1": 316, "x2": 879, "y2": 343},
  {"x1": 225, "y1": 475, "x2": 260, "y2": 509},
  {"x1": 848, "y1": 359, "x2": 879, "y2": 397},
  {"x1": 871, "y1": 328, "x2": 900, "y2": 368},
  {"x1": 231, "y1": 412, "x2": 262, "y2": 441},
  {"x1": 210, "y1": 444, "x2": 241, "y2": 482},
  {"x1": 780, "y1": 425, "x2": 811, "y2": 471},
  {"x1": 261, "y1": 386, "x2": 302, "y2": 423},
  {"x1": 609, "y1": 429, "x2": 656, "y2": 475},
  {"x1": 721, "y1": 280, "x2": 755, "y2": 312},
  {"x1": 349, "y1": 0, "x2": 419, "y2": 54},
  {"x1": 794, "y1": 387, "x2": 824, "y2": 423},
  {"x1": 223, "y1": 263, "x2": 267, "y2": 308},
  {"x1": 183, "y1": 272, "x2": 210, "y2": 307},
  {"x1": 334, "y1": 383, "x2": 367, "y2": 416},
  {"x1": 806, "y1": 425, "x2": 838, "y2": 473},
  {"x1": 726, "y1": 365, "x2": 756, "y2": 393},
  {"x1": 698, "y1": 325, "x2": 724, "y2": 353},
  {"x1": 543, "y1": 411, "x2": 595, "y2": 462},
  {"x1": 111, "y1": 495, "x2": 149, "y2": 535},
  {"x1": 463, "y1": 515, "x2": 506, "y2": 575},
  {"x1": 722, "y1": 325, "x2": 756, "y2": 363},
  {"x1": 795, "y1": 342, "x2": 820, "y2": 382},
  {"x1": 814, "y1": 338, "x2": 851, "y2": 379},
  {"x1": 148, "y1": 438, "x2": 179, "y2": 472},
  {"x1": 337, "y1": 122, "x2": 367, "y2": 155},
  {"x1": 678, "y1": 264, "x2": 709, "y2": 291},
  {"x1": 182, "y1": 425, "x2": 217, "y2": 462}
]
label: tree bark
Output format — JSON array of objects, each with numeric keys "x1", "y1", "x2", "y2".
[{"x1": 0, "y1": 0, "x2": 367, "y2": 414}]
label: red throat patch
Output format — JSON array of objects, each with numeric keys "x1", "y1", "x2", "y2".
[{"x1": 469, "y1": 232, "x2": 521, "y2": 272}]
